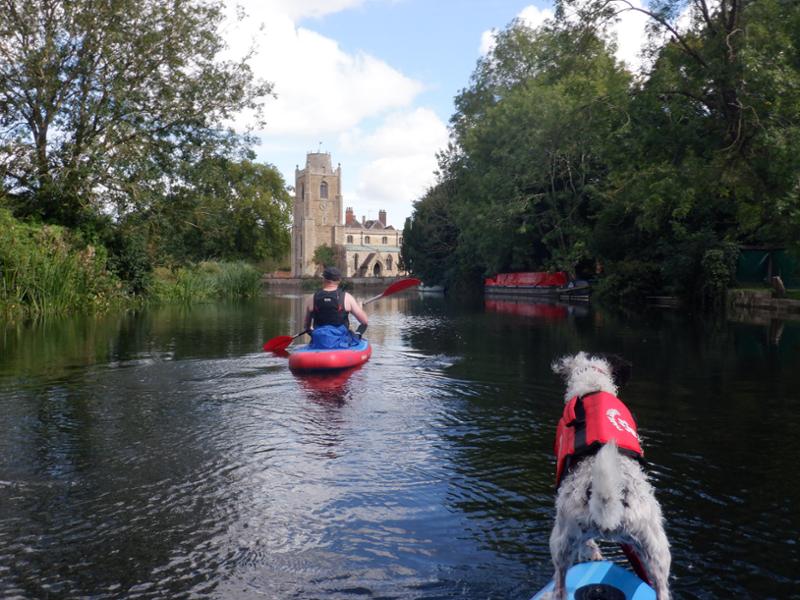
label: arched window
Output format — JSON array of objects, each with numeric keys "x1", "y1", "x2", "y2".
[
  {"x1": 347, "y1": 235, "x2": 353, "y2": 244},
  {"x1": 381, "y1": 236, "x2": 388, "y2": 244},
  {"x1": 364, "y1": 236, "x2": 370, "y2": 244},
  {"x1": 354, "y1": 254, "x2": 359, "y2": 272},
  {"x1": 398, "y1": 236, "x2": 403, "y2": 245},
  {"x1": 387, "y1": 255, "x2": 393, "y2": 270},
  {"x1": 320, "y1": 181, "x2": 328, "y2": 198}
]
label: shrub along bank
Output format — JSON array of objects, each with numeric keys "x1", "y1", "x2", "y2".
[
  {"x1": 0, "y1": 210, "x2": 264, "y2": 319},
  {"x1": 149, "y1": 261, "x2": 263, "y2": 304},
  {"x1": 0, "y1": 209, "x2": 125, "y2": 318}
]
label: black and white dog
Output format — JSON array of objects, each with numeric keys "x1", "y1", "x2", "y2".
[{"x1": 545, "y1": 352, "x2": 671, "y2": 600}]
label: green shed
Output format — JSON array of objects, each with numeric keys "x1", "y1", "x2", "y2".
[{"x1": 736, "y1": 247, "x2": 800, "y2": 288}]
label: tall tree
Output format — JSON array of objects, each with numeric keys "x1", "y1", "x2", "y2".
[
  {"x1": 444, "y1": 20, "x2": 630, "y2": 280},
  {"x1": 0, "y1": 0, "x2": 271, "y2": 225},
  {"x1": 560, "y1": 0, "x2": 800, "y2": 303},
  {"x1": 401, "y1": 181, "x2": 461, "y2": 285},
  {"x1": 146, "y1": 159, "x2": 291, "y2": 263}
]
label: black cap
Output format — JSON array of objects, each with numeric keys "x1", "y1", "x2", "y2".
[{"x1": 322, "y1": 266, "x2": 341, "y2": 281}]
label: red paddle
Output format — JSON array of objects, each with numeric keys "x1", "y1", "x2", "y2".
[
  {"x1": 263, "y1": 329, "x2": 310, "y2": 352},
  {"x1": 262, "y1": 278, "x2": 421, "y2": 353},
  {"x1": 362, "y1": 277, "x2": 421, "y2": 305}
]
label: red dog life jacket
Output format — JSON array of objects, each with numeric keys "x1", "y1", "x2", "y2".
[{"x1": 555, "y1": 391, "x2": 644, "y2": 486}]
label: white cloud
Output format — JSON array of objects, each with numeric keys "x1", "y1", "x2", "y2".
[
  {"x1": 608, "y1": 0, "x2": 721, "y2": 72},
  {"x1": 340, "y1": 108, "x2": 449, "y2": 226},
  {"x1": 479, "y1": 6, "x2": 555, "y2": 55},
  {"x1": 356, "y1": 153, "x2": 438, "y2": 213},
  {"x1": 222, "y1": 3, "x2": 423, "y2": 135},
  {"x1": 610, "y1": 0, "x2": 650, "y2": 72},
  {"x1": 263, "y1": 0, "x2": 369, "y2": 21},
  {"x1": 219, "y1": 1, "x2": 445, "y2": 227},
  {"x1": 480, "y1": 28, "x2": 498, "y2": 55},
  {"x1": 518, "y1": 5, "x2": 556, "y2": 29},
  {"x1": 478, "y1": 3, "x2": 649, "y2": 73},
  {"x1": 340, "y1": 108, "x2": 448, "y2": 156}
]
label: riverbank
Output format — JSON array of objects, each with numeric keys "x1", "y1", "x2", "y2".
[
  {"x1": 727, "y1": 289, "x2": 800, "y2": 320},
  {"x1": 262, "y1": 275, "x2": 408, "y2": 291}
]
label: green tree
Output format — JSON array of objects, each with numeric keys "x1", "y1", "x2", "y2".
[
  {"x1": 562, "y1": 0, "x2": 800, "y2": 304},
  {"x1": 153, "y1": 159, "x2": 291, "y2": 263},
  {"x1": 0, "y1": 0, "x2": 271, "y2": 226},
  {"x1": 426, "y1": 20, "x2": 630, "y2": 284},
  {"x1": 312, "y1": 244, "x2": 337, "y2": 270},
  {"x1": 401, "y1": 183, "x2": 460, "y2": 285}
]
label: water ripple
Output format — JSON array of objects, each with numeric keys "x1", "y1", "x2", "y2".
[{"x1": 2, "y1": 301, "x2": 800, "y2": 598}]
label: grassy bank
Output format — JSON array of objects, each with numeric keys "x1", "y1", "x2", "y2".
[
  {"x1": 0, "y1": 209, "x2": 126, "y2": 319},
  {"x1": 1, "y1": 209, "x2": 265, "y2": 319},
  {"x1": 149, "y1": 261, "x2": 263, "y2": 304}
]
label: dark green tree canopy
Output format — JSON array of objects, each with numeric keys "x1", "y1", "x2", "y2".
[
  {"x1": 403, "y1": 2, "x2": 800, "y2": 306},
  {"x1": 151, "y1": 159, "x2": 292, "y2": 263},
  {"x1": 0, "y1": 0, "x2": 272, "y2": 225}
]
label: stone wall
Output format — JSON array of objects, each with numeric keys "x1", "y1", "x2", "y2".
[
  {"x1": 263, "y1": 275, "x2": 404, "y2": 289},
  {"x1": 727, "y1": 289, "x2": 800, "y2": 319}
]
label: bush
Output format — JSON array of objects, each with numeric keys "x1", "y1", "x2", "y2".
[
  {"x1": 211, "y1": 261, "x2": 263, "y2": 298},
  {"x1": 0, "y1": 209, "x2": 125, "y2": 318},
  {"x1": 105, "y1": 228, "x2": 154, "y2": 295},
  {"x1": 595, "y1": 260, "x2": 663, "y2": 306},
  {"x1": 149, "y1": 261, "x2": 262, "y2": 304},
  {"x1": 700, "y1": 246, "x2": 739, "y2": 309}
]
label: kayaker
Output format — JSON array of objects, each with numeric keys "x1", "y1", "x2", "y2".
[{"x1": 303, "y1": 266, "x2": 368, "y2": 349}]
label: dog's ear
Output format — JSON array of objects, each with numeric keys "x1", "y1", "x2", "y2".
[
  {"x1": 598, "y1": 353, "x2": 632, "y2": 388},
  {"x1": 551, "y1": 354, "x2": 576, "y2": 378}
]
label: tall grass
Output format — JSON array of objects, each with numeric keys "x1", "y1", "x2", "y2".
[
  {"x1": 210, "y1": 261, "x2": 263, "y2": 298},
  {"x1": 149, "y1": 261, "x2": 263, "y2": 304},
  {"x1": 0, "y1": 209, "x2": 124, "y2": 319},
  {"x1": 0, "y1": 209, "x2": 265, "y2": 317}
]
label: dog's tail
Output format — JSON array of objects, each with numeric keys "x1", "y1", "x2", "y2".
[{"x1": 590, "y1": 440, "x2": 625, "y2": 531}]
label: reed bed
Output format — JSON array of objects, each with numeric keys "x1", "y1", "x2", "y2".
[
  {"x1": 1, "y1": 210, "x2": 265, "y2": 318},
  {"x1": 0, "y1": 209, "x2": 124, "y2": 318},
  {"x1": 149, "y1": 261, "x2": 263, "y2": 304}
]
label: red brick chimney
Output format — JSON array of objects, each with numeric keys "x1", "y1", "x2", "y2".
[
  {"x1": 379, "y1": 210, "x2": 386, "y2": 226},
  {"x1": 345, "y1": 207, "x2": 355, "y2": 225}
]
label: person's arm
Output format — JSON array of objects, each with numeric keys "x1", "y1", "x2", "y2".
[
  {"x1": 345, "y1": 292, "x2": 368, "y2": 335},
  {"x1": 303, "y1": 295, "x2": 314, "y2": 330}
]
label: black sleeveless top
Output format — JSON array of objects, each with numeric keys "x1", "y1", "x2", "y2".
[{"x1": 312, "y1": 289, "x2": 349, "y2": 327}]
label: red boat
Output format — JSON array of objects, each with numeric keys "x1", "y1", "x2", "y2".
[
  {"x1": 484, "y1": 271, "x2": 591, "y2": 298},
  {"x1": 288, "y1": 338, "x2": 372, "y2": 372},
  {"x1": 485, "y1": 299, "x2": 569, "y2": 319}
]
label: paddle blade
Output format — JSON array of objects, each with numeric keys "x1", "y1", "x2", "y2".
[
  {"x1": 363, "y1": 277, "x2": 422, "y2": 305},
  {"x1": 382, "y1": 277, "x2": 421, "y2": 297},
  {"x1": 263, "y1": 336, "x2": 293, "y2": 352}
]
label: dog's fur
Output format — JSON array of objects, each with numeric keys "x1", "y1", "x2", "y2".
[{"x1": 545, "y1": 352, "x2": 671, "y2": 600}]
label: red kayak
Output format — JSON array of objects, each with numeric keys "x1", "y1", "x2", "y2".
[{"x1": 288, "y1": 338, "x2": 372, "y2": 372}]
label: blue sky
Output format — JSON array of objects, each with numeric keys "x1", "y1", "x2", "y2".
[{"x1": 221, "y1": 0, "x2": 648, "y2": 229}]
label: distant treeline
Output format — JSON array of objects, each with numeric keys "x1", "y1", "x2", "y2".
[
  {"x1": 0, "y1": 0, "x2": 291, "y2": 317},
  {"x1": 401, "y1": 0, "x2": 800, "y2": 307}
]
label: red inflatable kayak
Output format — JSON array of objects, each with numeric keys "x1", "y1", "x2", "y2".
[{"x1": 288, "y1": 338, "x2": 372, "y2": 372}]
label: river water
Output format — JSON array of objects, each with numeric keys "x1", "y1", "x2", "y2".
[{"x1": 1, "y1": 291, "x2": 798, "y2": 599}]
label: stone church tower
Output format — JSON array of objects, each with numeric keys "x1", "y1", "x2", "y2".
[
  {"x1": 291, "y1": 152, "x2": 404, "y2": 278},
  {"x1": 291, "y1": 153, "x2": 342, "y2": 277}
]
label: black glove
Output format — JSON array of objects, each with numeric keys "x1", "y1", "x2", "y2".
[{"x1": 355, "y1": 323, "x2": 367, "y2": 338}]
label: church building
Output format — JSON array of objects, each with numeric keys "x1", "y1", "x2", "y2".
[{"x1": 291, "y1": 152, "x2": 404, "y2": 278}]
